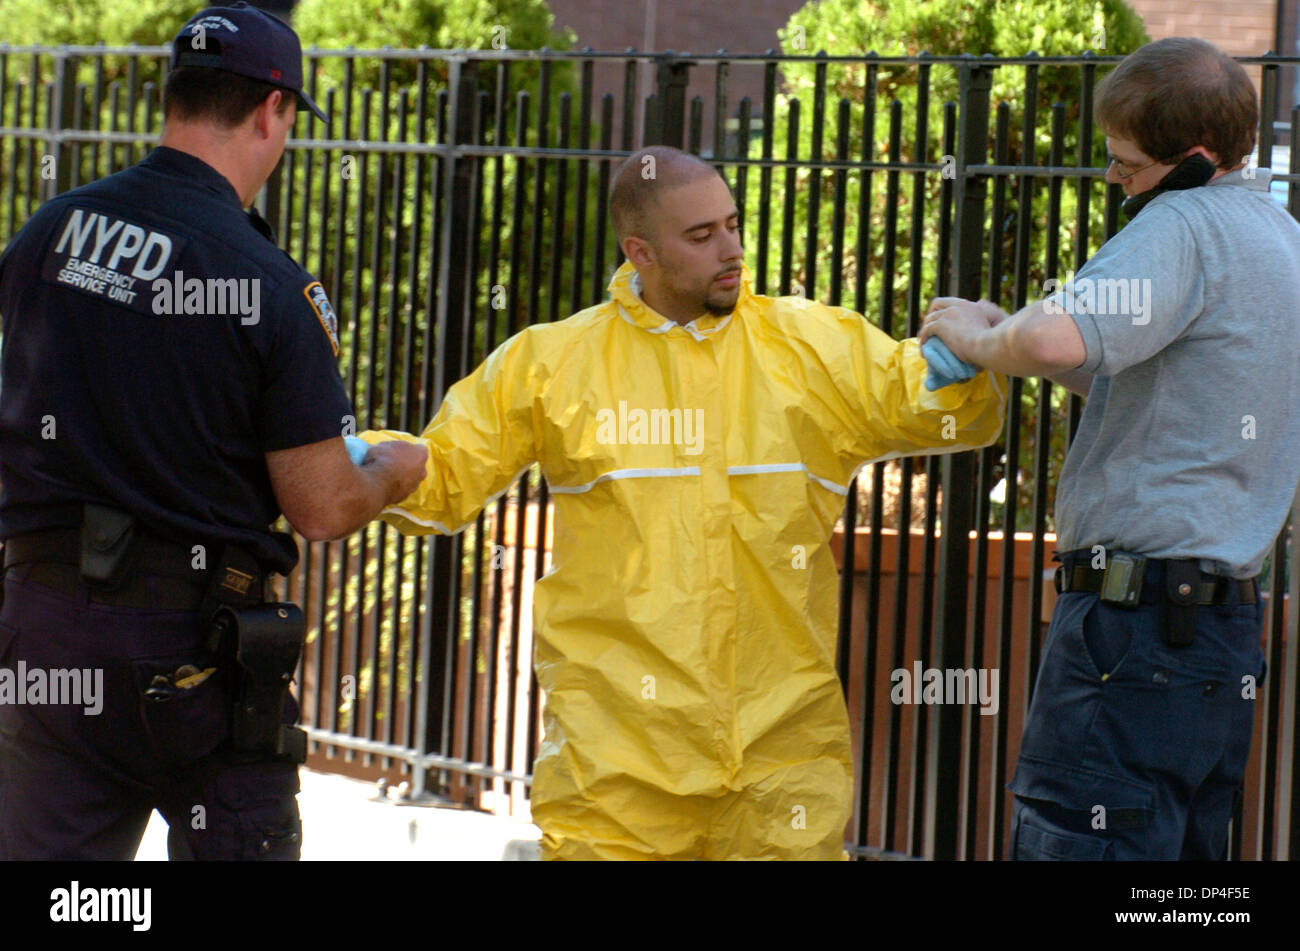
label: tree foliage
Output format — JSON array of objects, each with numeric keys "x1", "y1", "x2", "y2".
[
  {"x1": 5, "y1": 0, "x2": 197, "y2": 48},
  {"x1": 293, "y1": 0, "x2": 574, "y2": 90}
]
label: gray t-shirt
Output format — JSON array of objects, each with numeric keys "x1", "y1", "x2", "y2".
[{"x1": 1049, "y1": 168, "x2": 1300, "y2": 578}]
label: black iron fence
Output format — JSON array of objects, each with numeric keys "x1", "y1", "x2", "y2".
[{"x1": 2, "y1": 45, "x2": 1298, "y2": 860}]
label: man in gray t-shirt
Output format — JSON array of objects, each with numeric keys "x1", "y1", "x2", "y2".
[
  {"x1": 1050, "y1": 165, "x2": 1300, "y2": 579},
  {"x1": 919, "y1": 37, "x2": 1299, "y2": 859}
]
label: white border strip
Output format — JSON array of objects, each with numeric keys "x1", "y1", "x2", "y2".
[
  {"x1": 378, "y1": 367, "x2": 1006, "y2": 528},
  {"x1": 727, "y1": 462, "x2": 850, "y2": 496},
  {"x1": 548, "y1": 465, "x2": 703, "y2": 494}
]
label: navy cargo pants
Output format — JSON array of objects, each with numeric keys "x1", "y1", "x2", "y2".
[
  {"x1": 1009, "y1": 557, "x2": 1265, "y2": 860},
  {"x1": 0, "y1": 564, "x2": 302, "y2": 860}
]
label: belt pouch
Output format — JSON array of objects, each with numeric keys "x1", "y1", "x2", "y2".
[
  {"x1": 80, "y1": 503, "x2": 138, "y2": 589},
  {"x1": 1162, "y1": 560, "x2": 1200, "y2": 647}
]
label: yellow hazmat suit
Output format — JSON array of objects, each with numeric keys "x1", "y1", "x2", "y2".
[{"x1": 361, "y1": 261, "x2": 1006, "y2": 859}]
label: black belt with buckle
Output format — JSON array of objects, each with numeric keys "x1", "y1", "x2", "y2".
[
  {"x1": 3, "y1": 516, "x2": 303, "y2": 763},
  {"x1": 1053, "y1": 554, "x2": 1256, "y2": 606},
  {"x1": 1, "y1": 526, "x2": 259, "y2": 611}
]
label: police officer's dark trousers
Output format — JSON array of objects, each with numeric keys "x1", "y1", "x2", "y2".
[
  {"x1": 1009, "y1": 554, "x2": 1264, "y2": 860},
  {"x1": 0, "y1": 563, "x2": 302, "y2": 860}
]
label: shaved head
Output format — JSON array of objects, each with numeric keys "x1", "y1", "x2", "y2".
[
  {"x1": 610, "y1": 146, "x2": 721, "y2": 247},
  {"x1": 610, "y1": 147, "x2": 743, "y2": 326}
]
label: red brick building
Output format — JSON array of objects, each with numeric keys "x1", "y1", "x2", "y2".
[
  {"x1": 544, "y1": 0, "x2": 1300, "y2": 147},
  {"x1": 1127, "y1": 0, "x2": 1297, "y2": 126},
  {"x1": 545, "y1": 0, "x2": 804, "y2": 150},
  {"x1": 1127, "y1": 0, "x2": 1278, "y2": 55}
]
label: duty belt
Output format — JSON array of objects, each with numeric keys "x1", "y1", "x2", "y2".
[
  {"x1": 4, "y1": 513, "x2": 305, "y2": 763},
  {"x1": 1, "y1": 526, "x2": 265, "y2": 610},
  {"x1": 1054, "y1": 554, "x2": 1257, "y2": 605}
]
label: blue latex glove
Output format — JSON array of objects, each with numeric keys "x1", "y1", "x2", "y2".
[
  {"x1": 921, "y1": 337, "x2": 978, "y2": 391},
  {"x1": 344, "y1": 435, "x2": 370, "y2": 466}
]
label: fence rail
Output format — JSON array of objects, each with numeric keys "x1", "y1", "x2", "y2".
[{"x1": 1, "y1": 46, "x2": 1297, "y2": 860}]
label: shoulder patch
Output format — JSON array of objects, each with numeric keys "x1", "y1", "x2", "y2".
[{"x1": 303, "y1": 281, "x2": 340, "y2": 356}]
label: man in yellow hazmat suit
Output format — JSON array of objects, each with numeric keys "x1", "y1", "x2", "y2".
[{"x1": 360, "y1": 146, "x2": 1007, "y2": 859}]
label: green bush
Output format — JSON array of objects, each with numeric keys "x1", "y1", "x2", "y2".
[
  {"x1": 4, "y1": 0, "x2": 196, "y2": 48},
  {"x1": 293, "y1": 0, "x2": 574, "y2": 90}
]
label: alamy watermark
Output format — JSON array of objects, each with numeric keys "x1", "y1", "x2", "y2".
[
  {"x1": 0, "y1": 662, "x2": 103, "y2": 715},
  {"x1": 595, "y1": 401, "x2": 703, "y2": 455},
  {"x1": 1043, "y1": 272, "x2": 1153, "y2": 325},
  {"x1": 50, "y1": 881, "x2": 150, "y2": 931},
  {"x1": 151, "y1": 270, "x2": 260, "y2": 325},
  {"x1": 890, "y1": 661, "x2": 999, "y2": 716}
]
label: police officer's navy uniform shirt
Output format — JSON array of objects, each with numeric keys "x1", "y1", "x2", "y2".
[{"x1": 0, "y1": 146, "x2": 354, "y2": 573}]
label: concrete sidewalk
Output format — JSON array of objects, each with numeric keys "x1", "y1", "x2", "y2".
[{"x1": 133, "y1": 767, "x2": 541, "y2": 861}]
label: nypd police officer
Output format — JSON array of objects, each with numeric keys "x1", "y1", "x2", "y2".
[{"x1": 0, "y1": 3, "x2": 427, "y2": 859}]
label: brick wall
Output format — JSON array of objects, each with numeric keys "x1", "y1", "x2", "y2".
[
  {"x1": 1119, "y1": 1, "x2": 1294, "y2": 136},
  {"x1": 546, "y1": 0, "x2": 805, "y2": 151},
  {"x1": 541, "y1": 0, "x2": 1289, "y2": 151},
  {"x1": 1123, "y1": 0, "x2": 1276, "y2": 103},
  {"x1": 1124, "y1": 0, "x2": 1277, "y2": 56}
]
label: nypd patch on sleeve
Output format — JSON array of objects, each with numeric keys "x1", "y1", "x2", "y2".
[
  {"x1": 40, "y1": 206, "x2": 185, "y2": 315},
  {"x1": 303, "y1": 281, "x2": 340, "y2": 356}
]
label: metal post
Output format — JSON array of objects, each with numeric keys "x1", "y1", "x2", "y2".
[
  {"x1": 652, "y1": 52, "x2": 692, "y2": 147},
  {"x1": 1285, "y1": 117, "x2": 1300, "y2": 859},
  {"x1": 50, "y1": 49, "x2": 79, "y2": 197},
  {"x1": 925, "y1": 58, "x2": 992, "y2": 860},
  {"x1": 411, "y1": 56, "x2": 479, "y2": 800},
  {"x1": 1282, "y1": 486, "x2": 1300, "y2": 859},
  {"x1": 1259, "y1": 54, "x2": 1279, "y2": 164}
]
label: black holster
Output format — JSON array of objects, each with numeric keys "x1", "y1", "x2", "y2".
[
  {"x1": 1162, "y1": 560, "x2": 1200, "y2": 648},
  {"x1": 210, "y1": 603, "x2": 308, "y2": 764}
]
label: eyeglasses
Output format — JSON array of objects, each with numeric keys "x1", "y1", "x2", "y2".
[
  {"x1": 1106, "y1": 154, "x2": 1160, "y2": 181},
  {"x1": 1107, "y1": 151, "x2": 1185, "y2": 181}
]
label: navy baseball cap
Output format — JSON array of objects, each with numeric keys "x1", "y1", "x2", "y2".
[{"x1": 171, "y1": 2, "x2": 328, "y2": 122}]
